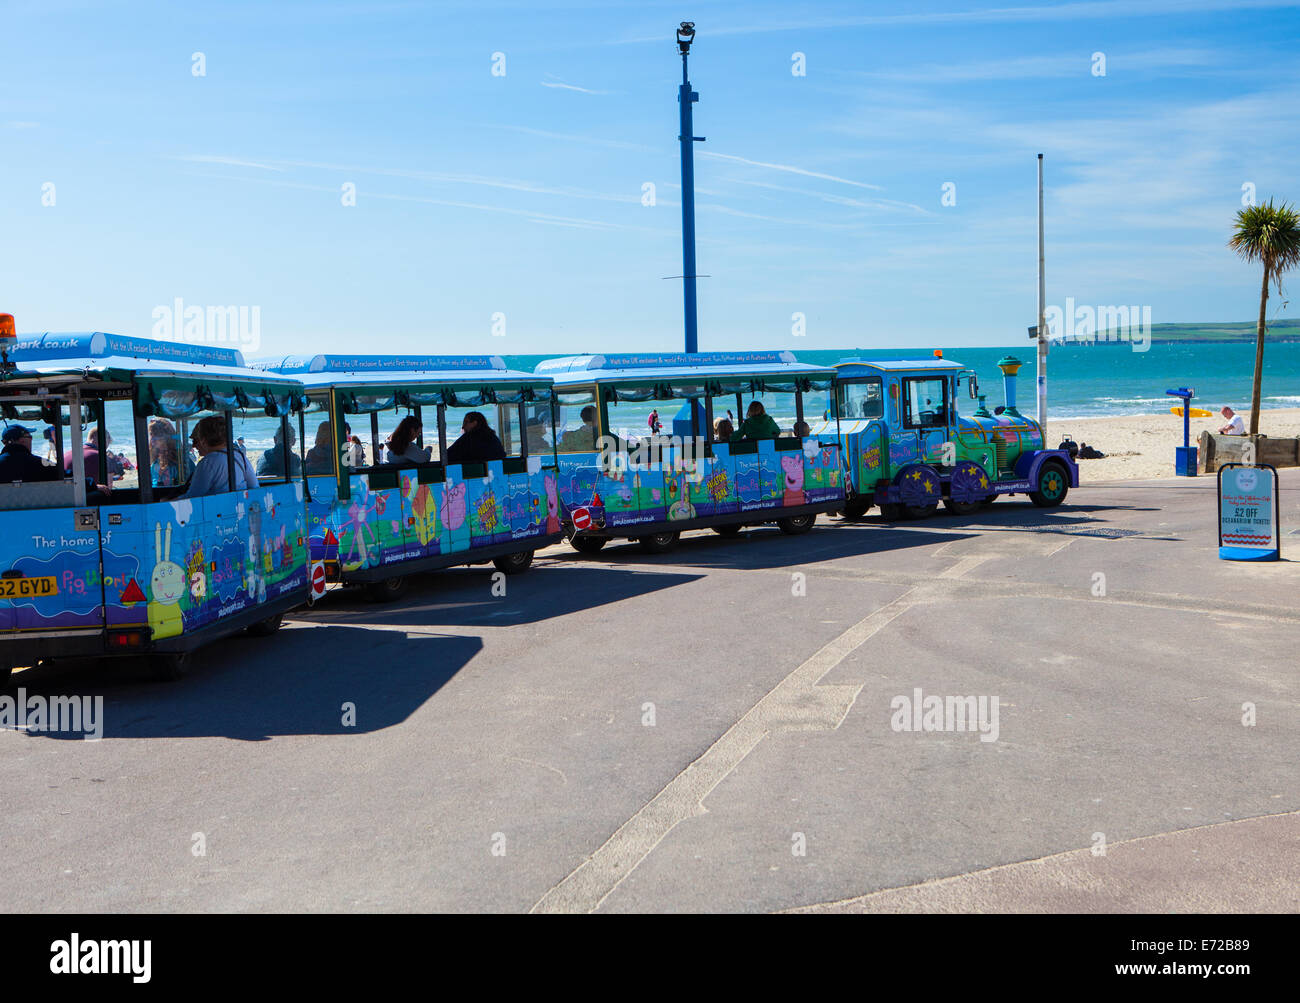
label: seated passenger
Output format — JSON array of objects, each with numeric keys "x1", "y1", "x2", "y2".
[
  {"x1": 0, "y1": 425, "x2": 58, "y2": 484},
  {"x1": 304, "y1": 421, "x2": 335, "y2": 474},
  {"x1": 792, "y1": 420, "x2": 811, "y2": 438},
  {"x1": 258, "y1": 425, "x2": 303, "y2": 478},
  {"x1": 384, "y1": 416, "x2": 431, "y2": 465},
  {"x1": 713, "y1": 417, "x2": 734, "y2": 443},
  {"x1": 559, "y1": 406, "x2": 599, "y2": 452},
  {"x1": 182, "y1": 416, "x2": 254, "y2": 498},
  {"x1": 447, "y1": 411, "x2": 506, "y2": 464},
  {"x1": 731, "y1": 401, "x2": 781, "y2": 442},
  {"x1": 525, "y1": 416, "x2": 550, "y2": 455},
  {"x1": 64, "y1": 427, "x2": 112, "y2": 480},
  {"x1": 149, "y1": 418, "x2": 182, "y2": 486}
]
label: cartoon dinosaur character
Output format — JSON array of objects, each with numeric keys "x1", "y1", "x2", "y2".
[
  {"x1": 544, "y1": 474, "x2": 562, "y2": 534},
  {"x1": 148, "y1": 522, "x2": 186, "y2": 640},
  {"x1": 780, "y1": 453, "x2": 806, "y2": 507}
]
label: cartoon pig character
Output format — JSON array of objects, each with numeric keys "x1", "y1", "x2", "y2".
[
  {"x1": 781, "y1": 453, "x2": 806, "y2": 507},
  {"x1": 544, "y1": 474, "x2": 561, "y2": 535},
  {"x1": 441, "y1": 482, "x2": 467, "y2": 532}
]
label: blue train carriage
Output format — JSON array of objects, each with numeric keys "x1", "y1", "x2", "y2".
[
  {"x1": 825, "y1": 353, "x2": 1079, "y2": 520},
  {"x1": 536, "y1": 351, "x2": 844, "y2": 554},
  {"x1": 259, "y1": 354, "x2": 563, "y2": 600},
  {"x1": 0, "y1": 322, "x2": 311, "y2": 683}
]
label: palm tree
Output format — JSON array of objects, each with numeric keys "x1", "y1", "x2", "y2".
[{"x1": 1229, "y1": 199, "x2": 1300, "y2": 436}]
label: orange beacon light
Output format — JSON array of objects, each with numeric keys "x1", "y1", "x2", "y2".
[{"x1": 0, "y1": 313, "x2": 15, "y2": 340}]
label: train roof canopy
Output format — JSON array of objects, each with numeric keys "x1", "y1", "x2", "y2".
[
  {"x1": 834, "y1": 358, "x2": 967, "y2": 374},
  {"x1": 537, "y1": 351, "x2": 836, "y2": 389}
]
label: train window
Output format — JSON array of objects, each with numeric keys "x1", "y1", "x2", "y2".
[
  {"x1": 233, "y1": 412, "x2": 299, "y2": 484},
  {"x1": 903, "y1": 378, "x2": 947, "y2": 429},
  {"x1": 144, "y1": 416, "x2": 190, "y2": 489},
  {"x1": 97, "y1": 400, "x2": 138, "y2": 489},
  {"x1": 838, "y1": 379, "x2": 883, "y2": 420},
  {"x1": 555, "y1": 396, "x2": 599, "y2": 453}
]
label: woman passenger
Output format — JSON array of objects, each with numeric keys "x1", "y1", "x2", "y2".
[
  {"x1": 148, "y1": 418, "x2": 181, "y2": 486},
  {"x1": 304, "y1": 421, "x2": 335, "y2": 474},
  {"x1": 384, "y1": 415, "x2": 431, "y2": 465},
  {"x1": 446, "y1": 411, "x2": 506, "y2": 464},
  {"x1": 713, "y1": 417, "x2": 734, "y2": 443}
]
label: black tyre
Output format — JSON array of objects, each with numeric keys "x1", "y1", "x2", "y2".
[
  {"x1": 492, "y1": 550, "x2": 534, "y2": 574},
  {"x1": 980, "y1": 493, "x2": 999, "y2": 507},
  {"x1": 878, "y1": 502, "x2": 904, "y2": 521},
  {"x1": 902, "y1": 502, "x2": 938, "y2": 519},
  {"x1": 570, "y1": 535, "x2": 608, "y2": 555},
  {"x1": 842, "y1": 496, "x2": 872, "y2": 520},
  {"x1": 713, "y1": 523, "x2": 743, "y2": 537},
  {"x1": 366, "y1": 576, "x2": 408, "y2": 602},
  {"x1": 777, "y1": 514, "x2": 815, "y2": 535},
  {"x1": 1029, "y1": 463, "x2": 1069, "y2": 508},
  {"x1": 151, "y1": 651, "x2": 193, "y2": 682},
  {"x1": 638, "y1": 532, "x2": 679, "y2": 554},
  {"x1": 246, "y1": 612, "x2": 283, "y2": 637},
  {"x1": 943, "y1": 497, "x2": 981, "y2": 516}
]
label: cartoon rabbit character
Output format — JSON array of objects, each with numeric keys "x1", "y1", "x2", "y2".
[
  {"x1": 544, "y1": 474, "x2": 562, "y2": 534},
  {"x1": 148, "y1": 522, "x2": 186, "y2": 640}
]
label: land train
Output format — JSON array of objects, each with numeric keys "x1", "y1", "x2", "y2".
[{"x1": 0, "y1": 321, "x2": 1076, "y2": 681}]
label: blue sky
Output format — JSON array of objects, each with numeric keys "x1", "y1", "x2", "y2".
[{"x1": 2, "y1": 0, "x2": 1298, "y2": 357}]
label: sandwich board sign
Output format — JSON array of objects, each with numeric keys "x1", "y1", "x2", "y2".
[{"x1": 1217, "y1": 463, "x2": 1280, "y2": 561}]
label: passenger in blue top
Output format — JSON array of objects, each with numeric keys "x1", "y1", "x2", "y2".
[{"x1": 182, "y1": 416, "x2": 255, "y2": 498}]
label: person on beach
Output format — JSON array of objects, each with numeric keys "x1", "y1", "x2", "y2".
[
  {"x1": 731, "y1": 401, "x2": 780, "y2": 442},
  {"x1": 648, "y1": 409, "x2": 663, "y2": 435},
  {"x1": 1217, "y1": 406, "x2": 1247, "y2": 436}
]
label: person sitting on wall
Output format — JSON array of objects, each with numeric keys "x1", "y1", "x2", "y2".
[
  {"x1": 183, "y1": 416, "x2": 254, "y2": 498},
  {"x1": 385, "y1": 416, "x2": 431, "y2": 466},
  {"x1": 1217, "y1": 406, "x2": 1247, "y2": 436},
  {"x1": 730, "y1": 401, "x2": 781, "y2": 442},
  {"x1": 258, "y1": 424, "x2": 303, "y2": 478},
  {"x1": 446, "y1": 411, "x2": 506, "y2": 464}
]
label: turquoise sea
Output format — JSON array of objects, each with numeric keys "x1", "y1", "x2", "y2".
[{"x1": 507, "y1": 341, "x2": 1300, "y2": 422}]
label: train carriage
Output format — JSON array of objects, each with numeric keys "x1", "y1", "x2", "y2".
[
  {"x1": 825, "y1": 354, "x2": 1078, "y2": 519},
  {"x1": 259, "y1": 355, "x2": 562, "y2": 600},
  {"x1": 0, "y1": 326, "x2": 310, "y2": 682},
  {"x1": 536, "y1": 351, "x2": 844, "y2": 553}
]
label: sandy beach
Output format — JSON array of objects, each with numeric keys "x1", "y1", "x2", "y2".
[{"x1": 1047, "y1": 407, "x2": 1300, "y2": 481}]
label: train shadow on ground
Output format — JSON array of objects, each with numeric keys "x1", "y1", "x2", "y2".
[
  {"x1": 6, "y1": 625, "x2": 479, "y2": 741},
  {"x1": 292, "y1": 564, "x2": 705, "y2": 629}
]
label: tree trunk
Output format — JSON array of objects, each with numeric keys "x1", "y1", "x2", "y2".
[{"x1": 1249, "y1": 262, "x2": 1269, "y2": 436}]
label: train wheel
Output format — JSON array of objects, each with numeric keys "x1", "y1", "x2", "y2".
[
  {"x1": 903, "y1": 503, "x2": 938, "y2": 519},
  {"x1": 570, "y1": 535, "x2": 608, "y2": 554},
  {"x1": 366, "y1": 576, "x2": 408, "y2": 602},
  {"x1": 842, "y1": 496, "x2": 872, "y2": 521},
  {"x1": 878, "y1": 502, "x2": 904, "y2": 521},
  {"x1": 713, "y1": 523, "x2": 743, "y2": 537},
  {"x1": 492, "y1": 550, "x2": 534, "y2": 574},
  {"x1": 246, "y1": 612, "x2": 283, "y2": 637},
  {"x1": 980, "y1": 494, "x2": 999, "y2": 507},
  {"x1": 777, "y1": 514, "x2": 815, "y2": 535},
  {"x1": 150, "y1": 651, "x2": 192, "y2": 682},
  {"x1": 638, "y1": 532, "x2": 679, "y2": 554},
  {"x1": 943, "y1": 497, "x2": 981, "y2": 516},
  {"x1": 1029, "y1": 463, "x2": 1069, "y2": 507}
]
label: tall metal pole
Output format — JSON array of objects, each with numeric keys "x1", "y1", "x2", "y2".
[
  {"x1": 1036, "y1": 153, "x2": 1048, "y2": 440},
  {"x1": 677, "y1": 22, "x2": 702, "y2": 354}
]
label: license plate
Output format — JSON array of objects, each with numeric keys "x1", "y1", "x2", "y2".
[{"x1": 0, "y1": 577, "x2": 59, "y2": 598}]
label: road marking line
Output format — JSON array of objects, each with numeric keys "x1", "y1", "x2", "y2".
[{"x1": 530, "y1": 588, "x2": 918, "y2": 914}]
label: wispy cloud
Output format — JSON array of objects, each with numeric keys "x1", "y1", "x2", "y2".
[
  {"x1": 837, "y1": 47, "x2": 1222, "y2": 84},
  {"x1": 540, "y1": 74, "x2": 614, "y2": 95},
  {"x1": 171, "y1": 154, "x2": 286, "y2": 172},
  {"x1": 700, "y1": 152, "x2": 883, "y2": 191},
  {"x1": 484, "y1": 124, "x2": 656, "y2": 153},
  {"x1": 724, "y1": 177, "x2": 930, "y2": 214}
]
